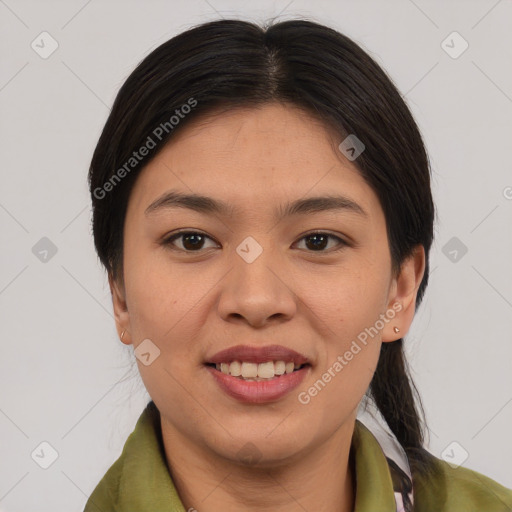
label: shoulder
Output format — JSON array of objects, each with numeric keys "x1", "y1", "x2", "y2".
[
  {"x1": 412, "y1": 450, "x2": 512, "y2": 512},
  {"x1": 83, "y1": 443, "x2": 125, "y2": 511},
  {"x1": 83, "y1": 401, "x2": 161, "y2": 511}
]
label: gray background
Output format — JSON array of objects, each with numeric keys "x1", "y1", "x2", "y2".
[{"x1": 1, "y1": 0, "x2": 511, "y2": 510}]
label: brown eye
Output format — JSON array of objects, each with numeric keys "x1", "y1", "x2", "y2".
[
  {"x1": 296, "y1": 232, "x2": 347, "y2": 252},
  {"x1": 164, "y1": 231, "x2": 218, "y2": 252}
]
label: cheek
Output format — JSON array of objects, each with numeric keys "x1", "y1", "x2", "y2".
[
  {"x1": 297, "y1": 270, "x2": 385, "y2": 420},
  {"x1": 299, "y1": 261, "x2": 389, "y2": 336},
  {"x1": 123, "y1": 258, "x2": 206, "y2": 403},
  {"x1": 123, "y1": 244, "x2": 203, "y2": 349},
  {"x1": 294, "y1": 262, "x2": 388, "y2": 395}
]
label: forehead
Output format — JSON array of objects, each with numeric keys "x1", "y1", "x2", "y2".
[
  {"x1": 162, "y1": 102, "x2": 342, "y2": 167},
  {"x1": 126, "y1": 102, "x2": 382, "y2": 222}
]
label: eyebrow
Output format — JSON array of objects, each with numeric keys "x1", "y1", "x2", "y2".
[{"x1": 144, "y1": 189, "x2": 367, "y2": 219}]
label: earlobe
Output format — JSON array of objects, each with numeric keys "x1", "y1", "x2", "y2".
[
  {"x1": 108, "y1": 273, "x2": 132, "y2": 345},
  {"x1": 382, "y1": 245, "x2": 426, "y2": 343}
]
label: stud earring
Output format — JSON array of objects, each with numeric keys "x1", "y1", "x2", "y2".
[
  {"x1": 121, "y1": 330, "x2": 126, "y2": 341},
  {"x1": 393, "y1": 326, "x2": 400, "y2": 333}
]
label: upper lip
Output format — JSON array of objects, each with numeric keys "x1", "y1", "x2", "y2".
[{"x1": 206, "y1": 344, "x2": 311, "y2": 365}]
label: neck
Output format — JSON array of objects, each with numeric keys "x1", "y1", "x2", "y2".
[{"x1": 160, "y1": 417, "x2": 357, "y2": 512}]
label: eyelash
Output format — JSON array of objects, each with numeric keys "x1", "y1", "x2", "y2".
[{"x1": 162, "y1": 230, "x2": 348, "y2": 254}]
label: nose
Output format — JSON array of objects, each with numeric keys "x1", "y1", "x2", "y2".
[{"x1": 216, "y1": 243, "x2": 297, "y2": 328}]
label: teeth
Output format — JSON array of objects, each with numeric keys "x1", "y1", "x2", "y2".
[
  {"x1": 230, "y1": 360, "x2": 241, "y2": 377},
  {"x1": 257, "y1": 361, "x2": 275, "y2": 379},
  {"x1": 241, "y1": 362, "x2": 258, "y2": 378},
  {"x1": 214, "y1": 360, "x2": 304, "y2": 379},
  {"x1": 274, "y1": 361, "x2": 286, "y2": 375}
]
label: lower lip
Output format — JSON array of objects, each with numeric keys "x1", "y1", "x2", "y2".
[{"x1": 205, "y1": 365, "x2": 310, "y2": 404}]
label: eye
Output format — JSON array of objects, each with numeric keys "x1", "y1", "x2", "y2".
[
  {"x1": 294, "y1": 232, "x2": 347, "y2": 252},
  {"x1": 163, "y1": 231, "x2": 219, "y2": 252},
  {"x1": 162, "y1": 230, "x2": 348, "y2": 253}
]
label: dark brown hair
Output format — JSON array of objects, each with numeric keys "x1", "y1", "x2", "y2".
[{"x1": 89, "y1": 18, "x2": 435, "y2": 476}]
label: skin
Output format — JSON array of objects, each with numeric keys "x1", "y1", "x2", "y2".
[{"x1": 110, "y1": 102, "x2": 425, "y2": 512}]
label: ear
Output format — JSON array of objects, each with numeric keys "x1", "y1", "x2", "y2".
[
  {"x1": 108, "y1": 272, "x2": 132, "y2": 345},
  {"x1": 382, "y1": 244, "x2": 426, "y2": 343}
]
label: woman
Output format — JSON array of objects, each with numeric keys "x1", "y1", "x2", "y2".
[{"x1": 84, "y1": 18, "x2": 512, "y2": 512}]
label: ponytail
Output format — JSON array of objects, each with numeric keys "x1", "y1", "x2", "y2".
[{"x1": 368, "y1": 340, "x2": 432, "y2": 471}]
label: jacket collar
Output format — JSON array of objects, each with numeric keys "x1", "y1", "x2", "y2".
[{"x1": 85, "y1": 401, "x2": 410, "y2": 512}]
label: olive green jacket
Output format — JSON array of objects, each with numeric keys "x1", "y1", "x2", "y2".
[{"x1": 84, "y1": 401, "x2": 512, "y2": 511}]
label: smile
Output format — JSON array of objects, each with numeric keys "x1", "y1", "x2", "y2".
[{"x1": 208, "y1": 360, "x2": 308, "y2": 381}]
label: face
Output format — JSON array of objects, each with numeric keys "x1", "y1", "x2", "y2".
[{"x1": 111, "y1": 102, "x2": 423, "y2": 466}]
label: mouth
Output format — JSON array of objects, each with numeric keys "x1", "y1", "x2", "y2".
[
  {"x1": 204, "y1": 344, "x2": 312, "y2": 381},
  {"x1": 203, "y1": 344, "x2": 312, "y2": 403},
  {"x1": 205, "y1": 360, "x2": 311, "y2": 381}
]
